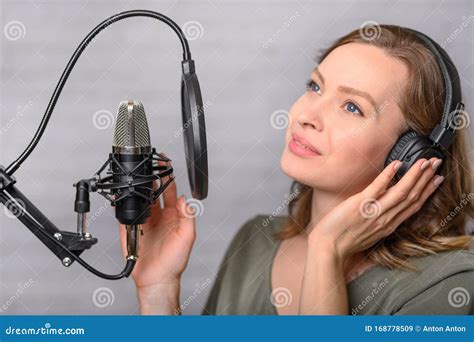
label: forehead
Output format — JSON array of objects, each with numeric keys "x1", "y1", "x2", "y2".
[{"x1": 318, "y1": 42, "x2": 409, "y2": 106}]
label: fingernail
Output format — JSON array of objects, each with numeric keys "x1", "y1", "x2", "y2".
[
  {"x1": 421, "y1": 160, "x2": 430, "y2": 170},
  {"x1": 433, "y1": 175, "x2": 444, "y2": 187},
  {"x1": 432, "y1": 158, "x2": 443, "y2": 171},
  {"x1": 393, "y1": 161, "x2": 402, "y2": 171}
]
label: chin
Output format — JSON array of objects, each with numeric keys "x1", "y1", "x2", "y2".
[
  {"x1": 280, "y1": 147, "x2": 344, "y2": 191},
  {"x1": 280, "y1": 147, "x2": 318, "y2": 187}
]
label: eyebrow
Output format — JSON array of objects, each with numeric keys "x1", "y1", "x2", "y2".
[{"x1": 312, "y1": 67, "x2": 380, "y2": 117}]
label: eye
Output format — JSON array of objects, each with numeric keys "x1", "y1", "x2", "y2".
[
  {"x1": 305, "y1": 79, "x2": 321, "y2": 94},
  {"x1": 344, "y1": 101, "x2": 364, "y2": 117}
]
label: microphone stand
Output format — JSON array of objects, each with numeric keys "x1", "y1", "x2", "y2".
[
  {"x1": 0, "y1": 10, "x2": 194, "y2": 280},
  {"x1": 0, "y1": 149, "x2": 174, "y2": 280}
]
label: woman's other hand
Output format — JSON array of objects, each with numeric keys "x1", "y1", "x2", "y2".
[
  {"x1": 118, "y1": 153, "x2": 196, "y2": 314},
  {"x1": 308, "y1": 157, "x2": 444, "y2": 261}
]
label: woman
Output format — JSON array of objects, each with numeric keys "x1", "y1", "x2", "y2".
[{"x1": 119, "y1": 25, "x2": 474, "y2": 315}]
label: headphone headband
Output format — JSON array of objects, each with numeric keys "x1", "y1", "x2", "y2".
[
  {"x1": 405, "y1": 28, "x2": 464, "y2": 150},
  {"x1": 384, "y1": 26, "x2": 464, "y2": 179}
]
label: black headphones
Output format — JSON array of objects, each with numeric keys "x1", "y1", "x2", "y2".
[{"x1": 383, "y1": 27, "x2": 465, "y2": 181}]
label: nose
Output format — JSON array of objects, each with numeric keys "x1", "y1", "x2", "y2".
[{"x1": 296, "y1": 105, "x2": 324, "y2": 132}]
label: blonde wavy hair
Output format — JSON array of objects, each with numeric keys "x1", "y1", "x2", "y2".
[{"x1": 275, "y1": 24, "x2": 473, "y2": 271}]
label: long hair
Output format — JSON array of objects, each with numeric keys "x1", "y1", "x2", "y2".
[{"x1": 275, "y1": 24, "x2": 473, "y2": 271}]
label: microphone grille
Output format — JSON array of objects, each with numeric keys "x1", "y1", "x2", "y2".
[{"x1": 113, "y1": 100, "x2": 151, "y2": 148}]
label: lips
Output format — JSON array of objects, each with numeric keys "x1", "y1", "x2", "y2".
[{"x1": 291, "y1": 132, "x2": 321, "y2": 155}]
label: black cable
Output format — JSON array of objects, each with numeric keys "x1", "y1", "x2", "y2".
[
  {"x1": 5, "y1": 9, "x2": 191, "y2": 176},
  {"x1": 0, "y1": 191, "x2": 136, "y2": 279},
  {"x1": 1, "y1": 150, "x2": 175, "y2": 279},
  {"x1": 2, "y1": 10, "x2": 186, "y2": 279}
]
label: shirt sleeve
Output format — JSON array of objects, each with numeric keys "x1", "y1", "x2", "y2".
[
  {"x1": 393, "y1": 270, "x2": 474, "y2": 315},
  {"x1": 201, "y1": 215, "x2": 257, "y2": 315}
]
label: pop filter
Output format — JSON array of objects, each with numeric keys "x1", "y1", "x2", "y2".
[
  {"x1": 0, "y1": 10, "x2": 209, "y2": 281},
  {"x1": 181, "y1": 60, "x2": 208, "y2": 200},
  {"x1": 4, "y1": 10, "x2": 209, "y2": 201}
]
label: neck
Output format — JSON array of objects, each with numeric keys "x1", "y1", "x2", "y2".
[
  {"x1": 306, "y1": 187, "x2": 346, "y2": 233},
  {"x1": 305, "y1": 187, "x2": 373, "y2": 281}
]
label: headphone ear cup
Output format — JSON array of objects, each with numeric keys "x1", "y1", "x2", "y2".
[{"x1": 384, "y1": 130, "x2": 421, "y2": 167}]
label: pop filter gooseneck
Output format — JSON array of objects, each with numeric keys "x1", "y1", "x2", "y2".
[
  {"x1": 0, "y1": 10, "x2": 208, "y2": 280},
  {"x1": 5, "y1": 9, "x2": 208, "y2": 200}
]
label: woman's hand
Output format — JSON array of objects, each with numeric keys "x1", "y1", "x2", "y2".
[
  {"x1": 299, "y1": 157, "x2": 444, "y2": 315},
  {"x1": 308, "y1": 157, "x2": 444, "y2": 261},
  {"x1": 118, "y1": 153, "x2": 196, "y2": 292}
]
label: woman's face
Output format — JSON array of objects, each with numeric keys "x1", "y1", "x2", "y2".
[{"x1": 280, "y1": 42, "x2": 409, "y2": 195}]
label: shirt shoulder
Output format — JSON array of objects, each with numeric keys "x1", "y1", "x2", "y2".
[
  {"x1": 354, "y1": 249, "x2": 474, "y2": 315},
  {"x1": 392, "y1": 249, "x2": 474, "y2": 291},
  {"x1": 393, "y1": 268, "x2": 474, "y2": 315}
]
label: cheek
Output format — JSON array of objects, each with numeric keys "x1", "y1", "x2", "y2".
[
  {"x1": 339, "y1": 137, "x2": 377, "y2": 161},
  {"x1": 335, "y1": 130, "x2": 395, "y2": 181}
]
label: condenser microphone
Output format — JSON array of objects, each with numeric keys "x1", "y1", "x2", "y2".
[
  {"x1": 111, "y1": 100, "x2": 154, "y2": 225},
  {"x1": 0, "y1": 10, "x2": 206, "y2": 281}
]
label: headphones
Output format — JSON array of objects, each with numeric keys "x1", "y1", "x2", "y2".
[{"x1": 383, "y1": 27, "x2": 465, "y2": 181}]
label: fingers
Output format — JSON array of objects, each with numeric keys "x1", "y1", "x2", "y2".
[
  {"x1": 176, "y1": 195, "x2": 196, "y2": 243},
  {"x1": 405, "y1": 157, "x2": 442, "y2": 203},
  {"x1": 159, "y1": 152, "x2": 178, "y2": 209},
  {"x1": 366, "y1": 158, "x2": 429, "y2": 214},
  {"x1": 363, "y1": 160, "x2": 403, "y2": 198},
  {"x1": 383, "y1": 172, "x2": 445, "y2": 235},
  {"x1": 118, "y1": 223, "x2": 128, "y2": 258},
  {"x1": 147, "y1": 179, "x2": 163, "y2": 227},
  {"x1": 379, "y1": 158, "x2": 440, "y2": 213},
  {"x1": 151, "y1": 179, "x2": 162, "y2": 209}
]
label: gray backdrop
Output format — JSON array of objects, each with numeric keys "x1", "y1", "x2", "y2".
[{"x1": 1, "y1": 0, "x2": 473, "y2": 315}]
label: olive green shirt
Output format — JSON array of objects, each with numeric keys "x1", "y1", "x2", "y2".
[{"x1": 202, "y1": 214, "x2": 474, "y2": 315}]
